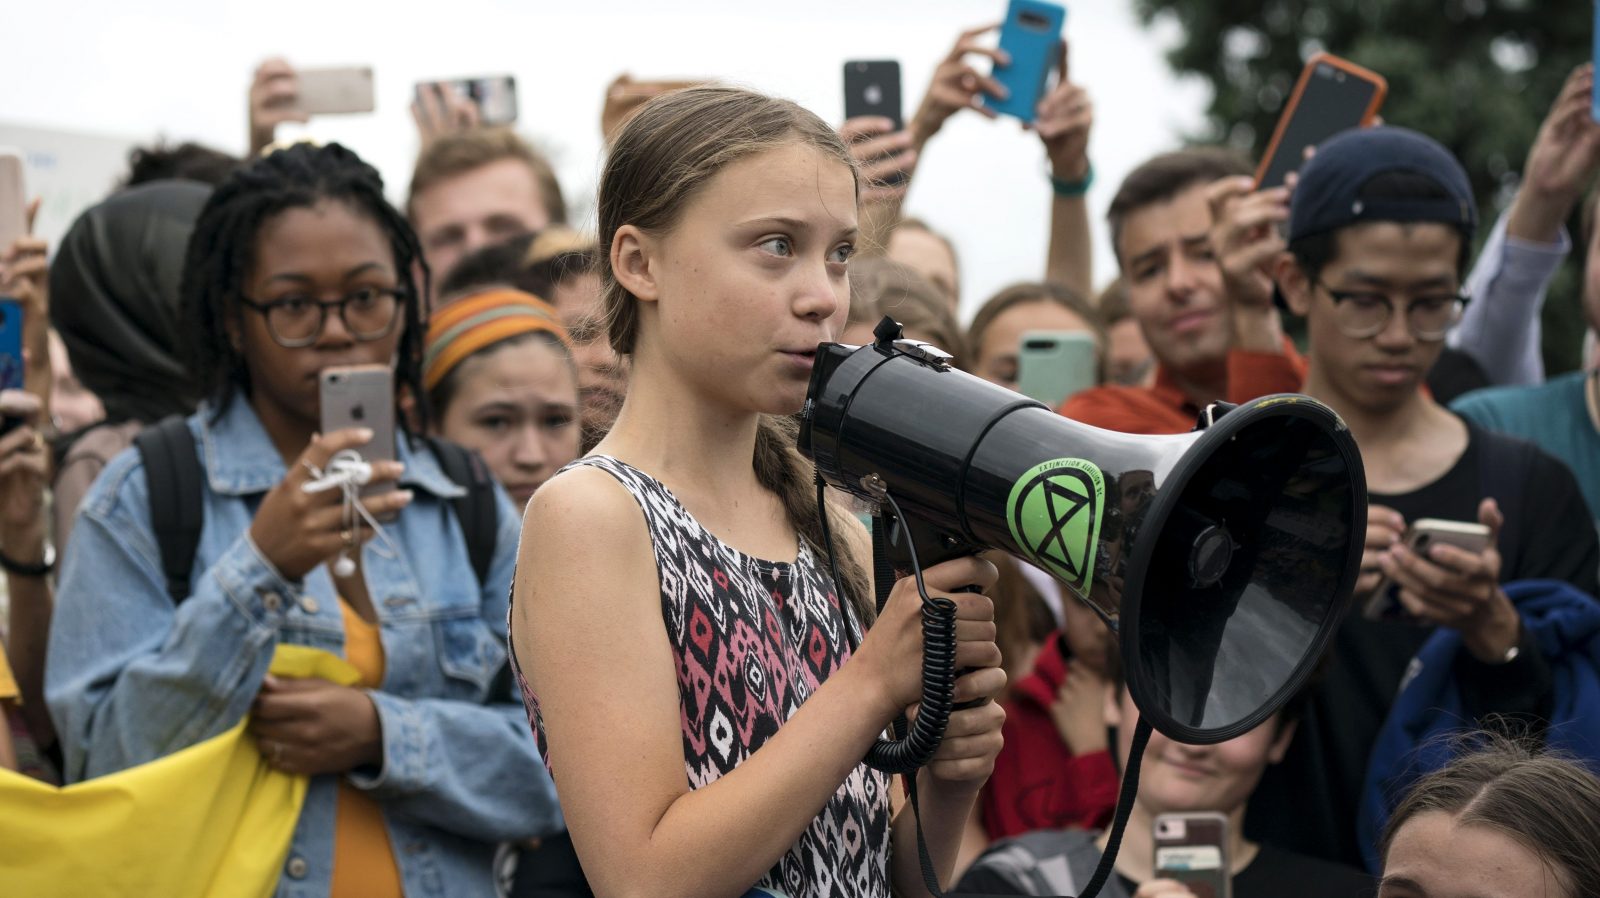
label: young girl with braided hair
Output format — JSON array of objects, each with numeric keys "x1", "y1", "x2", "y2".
[{"x1": 510, "y1": 86, "x2": 1007, "y2": 898}]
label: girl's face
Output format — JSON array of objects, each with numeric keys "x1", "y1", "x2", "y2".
[
  {"x1": 1106, "y1": 687, "x2": 1293, "y2": 818},
  {"x1": 1380, "y1": 811, "x2": 1569, "y2": 898},
  {"x1": 619, "y1": 142, "x2": 857, "y2": 416},
  {"x1": 237, "y1": 200, "x2": 404, "y2": 425},
  {"x1": 437, "y1": 337, "x2": 580, "y2": 508}
]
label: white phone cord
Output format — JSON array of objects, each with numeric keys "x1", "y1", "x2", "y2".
[{"x1": 302, "y1": 449, "x2": 399, "y2": 577}]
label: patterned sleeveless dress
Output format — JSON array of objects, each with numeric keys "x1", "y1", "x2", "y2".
[{"x1": 511, "y1": 455, "x2": 893, "y2": 897}]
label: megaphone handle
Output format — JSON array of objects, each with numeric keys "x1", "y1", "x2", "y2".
[{"x1": 949, "y1": 583, "x2": 989, "y2": 711}]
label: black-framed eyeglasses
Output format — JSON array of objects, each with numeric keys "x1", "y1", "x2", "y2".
[
  {"x1": 1315, "y1": 280, "x2": 1468, "y2": 343},
  {"x1": 239, "y1": 287, "x2": 405, "y2": 348}
]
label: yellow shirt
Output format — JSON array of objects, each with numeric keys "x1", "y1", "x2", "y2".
[{"x1": 332, "y1": 599, "x2": 403, "y2": 898}]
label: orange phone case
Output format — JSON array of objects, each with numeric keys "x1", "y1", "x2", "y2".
[{"x1": 1253, "y1": 52, "x2": 1388, "y2": 188}]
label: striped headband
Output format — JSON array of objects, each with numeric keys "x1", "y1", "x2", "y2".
[{"x1": 423, "y1": 288, "x2": 570, "y2": 391}]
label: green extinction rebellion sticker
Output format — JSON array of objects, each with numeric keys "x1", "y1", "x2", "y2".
[{"x1": 1006, "y1": 458, "x2": 1106, "y2": 596}]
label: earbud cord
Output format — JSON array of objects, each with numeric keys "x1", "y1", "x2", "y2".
[{"x1": 303, "y1": 449, "x2": 400, "y2": 577}]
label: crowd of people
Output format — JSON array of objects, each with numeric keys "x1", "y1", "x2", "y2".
[{"x1": 3, "y1": 19, "x2": 1600, "y2": 898}]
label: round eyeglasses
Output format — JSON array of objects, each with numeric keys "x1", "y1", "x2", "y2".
[
  {"x1": 239, "y1": 287, "x2": 404, "y2": 348},
  {"x1": 1316, "y1": 280, "x2": 1467, "y2": 342}
]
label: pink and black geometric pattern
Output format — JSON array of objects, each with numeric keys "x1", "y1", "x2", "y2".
[{"x1": 517, "y1": 456, "x2": 892, "y2": 897}]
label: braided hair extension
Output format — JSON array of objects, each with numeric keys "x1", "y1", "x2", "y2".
[{"x1": 179, "y1": 142, "x2": 431, "y2": 433}]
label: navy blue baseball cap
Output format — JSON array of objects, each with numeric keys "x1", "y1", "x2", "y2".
[{"x1": 1288, "y1": 126, "x2": 1478, "y2": 244}]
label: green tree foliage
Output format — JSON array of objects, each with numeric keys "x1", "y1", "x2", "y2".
[{"x1": 1134, "y1": 0, "x2": 1594, "y2": 372}]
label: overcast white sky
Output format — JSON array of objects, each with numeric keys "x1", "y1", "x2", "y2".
[{"x1": 0, "y1": 0, "x2": 1209, "y2": 321}]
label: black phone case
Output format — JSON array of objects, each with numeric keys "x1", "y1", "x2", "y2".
[{"x1": 843, "y1": 60, "x2": 903, "y2": 131}]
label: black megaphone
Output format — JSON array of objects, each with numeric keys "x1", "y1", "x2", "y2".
[{"x1": 799, "y1": 318, "x2": 1367, "y2": 749}]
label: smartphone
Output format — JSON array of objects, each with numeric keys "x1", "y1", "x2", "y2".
[
  {"x1": 1255, "y1": 53, "x2": 1387, "y2": 190},
  {"x1": 844, "y1": 60, "x2": 903, "y2": 131},
  {"x1": 1363, "y1": 519, "x2": 1492, "y2": 623},
  {"x1": 1154, "y1": 812, "x2": 1230, "y2": 898},
  {"x1": 319, "y1": 365, "x2": 397, "y2": 508},
  {"x1": 416, "y1": 75, "x2": 519, "y2": 127},
  {"x1": 1017, "y1": 330, "x2": 1097, "y2": 409},
  {"x1": 296, "y1": 66, "x2": 376, "y2": 116},
  {"x1": 987, "y1": 0, "x2": 1066, "y2": 124},
  {"x1": 0, "y1": 148, "x2": 25, "y2": 251}
]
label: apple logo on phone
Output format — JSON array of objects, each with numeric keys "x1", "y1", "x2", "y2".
[
  {"x1": 864, "y1": 84, "x2": 883, "y2": 106},
  {"x1": 351, "y1": 404, "x2": 366, "y2": 422}
]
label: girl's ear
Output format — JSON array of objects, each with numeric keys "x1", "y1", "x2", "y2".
[{"x1": 610, "y1": 224, "x2": 660, "y2": 304}]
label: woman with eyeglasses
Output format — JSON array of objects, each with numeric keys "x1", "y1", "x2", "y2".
[{"x1": 45, "y1": 143, "x2": 561, "y2": 898}]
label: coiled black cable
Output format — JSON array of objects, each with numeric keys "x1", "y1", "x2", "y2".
[{"x1": 813, "y1": 475, "x2": 959, "y2": 775}]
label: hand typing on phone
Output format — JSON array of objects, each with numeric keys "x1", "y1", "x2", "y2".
[
  {"x1": 1357, "y1": 504, "x2": 1406, "y2": 601},
  {"x1": 1376, "y1": 497, "x2": 1521, "y2": 663}
]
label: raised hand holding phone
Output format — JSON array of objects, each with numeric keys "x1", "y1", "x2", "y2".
[
  {"x1": 985, "y1": 0, "x2": 1067, "y2": 124},
  {"x1": 910, "y1": 23, "x2": 1008, "y2": 148},
  {"x1": 248, "y1": 58, "x2": 310, "y2": 155},
  {"x1": 1254, "y1": 53, "x2": 1386, "y2": 191},
  {"x1": 1033, "y1": 40, "x2": 1093, "y2": 181},
  {"x1": 1507, "y1": 63, "x2": 1600, "y2": 244},
  {"x1": 1206, "y1": 175, "x2": 1290, "y2": 351}
]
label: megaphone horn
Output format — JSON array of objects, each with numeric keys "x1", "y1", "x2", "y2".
[{"x1": 800, "y1": 318, "x2": 1367, "y2": 747}]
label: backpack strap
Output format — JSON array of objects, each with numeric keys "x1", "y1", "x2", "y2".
[
  {"x1": 423, "y1": 436, "x2": 499, "y2": 590},
  {"x1": 134, "y1": 416, "x2": 205, "y2": 605}
]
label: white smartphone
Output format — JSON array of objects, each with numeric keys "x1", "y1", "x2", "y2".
[
  {"x1": 319, "y1": 365, "x2": 397, "y2": 508},
  {"x1": 1363, "y1": 518, "x2": 1491, "y2": 622},
  {"x1": 0, "y1": 148, "x2": 26, "y2": 251},
  {"x1": 297, "y1": 66, "x2": 377, "y2": 116}
]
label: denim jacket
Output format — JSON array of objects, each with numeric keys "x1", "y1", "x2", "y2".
[{"x1": 46, "y1": 398, "x2": 563, "y2": 898}]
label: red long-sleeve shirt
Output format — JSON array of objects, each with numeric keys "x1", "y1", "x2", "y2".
[
  {"x1": 982, "y1": 633, "x2": 1118, "y2": 839},
  {"x1": 1060, "y1": 346, "x2": 1307, "y2": 435}
]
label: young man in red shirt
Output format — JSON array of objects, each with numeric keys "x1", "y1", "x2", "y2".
[{"x1": 1061, "y1": 148, "x2": 1304, "y2": 434}]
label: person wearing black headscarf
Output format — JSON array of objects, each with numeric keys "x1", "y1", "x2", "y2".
[{"x1": 49, "y1": 179, "x2": 210, "y2": 548}]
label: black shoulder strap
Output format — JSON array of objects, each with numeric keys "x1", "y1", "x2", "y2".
[
  {"x1": 424, "y1": 436, "x2": 498, "y2": 590},
  {"x1": 134, "y1": 416, "x2": 205, "y2": 605}
]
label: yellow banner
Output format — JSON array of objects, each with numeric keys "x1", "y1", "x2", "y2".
[{"x1": 0, "y1": 645, "x2": 359, "y2": 897}]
